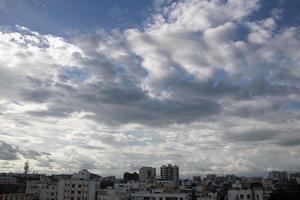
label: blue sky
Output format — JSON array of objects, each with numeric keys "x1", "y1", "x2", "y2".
[
  {"x1": 0, "y1": 0, "x2": 299, "y2": 35},
  {"x1": 1, "y1": 0, "x2": 300, "y2": 177},
  {"x1": 0, "y1": 0, "x2": 155, "y2": 35}
]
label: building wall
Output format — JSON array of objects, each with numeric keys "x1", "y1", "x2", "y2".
[
  {"x1": 40, "y1": 184, "x2": 58, "y2": 200},
  {"x1": 0, "y1": 193, "x2": 34, "y2": 200},
  {"x1": 228, "y1": 189, "x2": 264, "y2": 200},
  {"x1": 0, "y1": 177, "x2": 17, "y2": 185},
  {"x1": 131, "y1": 192, "x2": 191, "y2": 200},
  {"x1": 57, "y1": 170, "x2": 100, "y2": 200},
  {"x1": 57, "y1": 179, "x2": 98, "y2": 200},
  {"x1": 139, "y1": 168, "x2": 156, "y2": 183},
  {"x1": 160, "y1": 165, "x2": 179, "y2": 185},
  {"x1": 97, "y1": 188, "x2": 129, "y2": 200}
]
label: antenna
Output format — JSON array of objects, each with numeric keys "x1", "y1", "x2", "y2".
[{"x1": 24, "y1": 161, "x2": 29, "y2": 178}]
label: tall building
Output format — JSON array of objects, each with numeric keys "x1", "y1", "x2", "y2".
[
  {"x1": 57, "y1": 169, "x2": 101, "y2": 200},
  {"x1": 123, "y1": 172, "x2": 139, "y2": 183},
  {"x1": 268, "y1": 170, "x2": 288, "y2": 184},
  {"x1": 139, "y1": 167, "x2": 156, "y2": 183},
  {"x1": 206, "y1": 174, "x2": 217, "y2": 183},
  {"x1": 192, "y1": 176, "x2": 201, "y2": 182},
  {"x1": 160, "y1": 164, "x2": 179, "y2": 185}
]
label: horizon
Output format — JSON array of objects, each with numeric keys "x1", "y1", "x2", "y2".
[
  {"x1": 1, "y1": 0, "x2": 300, "y2": 177},
  {"x1": 0, "y1": 163, "x2": 297, "y2": 179}
]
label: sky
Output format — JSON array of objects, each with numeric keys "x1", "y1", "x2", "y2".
[{"x1": 0, "y1": 0, "x2": 300, "y2": 177}]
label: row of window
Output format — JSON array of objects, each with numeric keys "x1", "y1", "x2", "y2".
[
  {"x1": 65, "y1": 190, "x2": 88, "y2": 194},
  {"x1": 143, "y1": 197, "x2": 184, "y2": 200},
  {"x1": 65, "y1": 197, "x2": 88, "y2": 200},
  {"x1": 65, "y1": 184, "x2": 88, "y2": 188},
  {"x1": 0, "y1": 196, "x2": 25, "y2": 200}
]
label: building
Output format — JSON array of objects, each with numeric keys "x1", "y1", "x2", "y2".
[
  {"x1": 97, "y1": 187, "x2": 129, "y2": 200},
  {"x1": 206, "y1": 174, "x2": 217, "y2": 183},
  {"x1": 227, "y1": 189, "x2": 263, "y2": 200},
  {"x1": 196, "y1": 192, "x2": 217, "y2": 200},
  {"x1": 57, "y1": 169, "x2": 101, "y2": 200},
  {"x1": 131, "y1": 191, "x2": 191, "y2": 200},
  {"x1": 139, "y1": 167, "x2": 156, "y2": 183},
  {"x1": 26, "y1": 176, "x2": 50, "y2": 200},
  {"x1": 40, "y1": 184, "x2": 58, "y2": 200},
  {"x1": 114, "y1": 182, "x2": 139, "y2": 194},
  {"x1": 0, "y1": 176, "x2": 17, "y2": 185},
  {"x1": 225, "y1": 175, "x2": 237, "y2": 183},
  {"x1": 0, "y1": 193, "x2": 34, "y2": 200},
  {"x1": 123, "y1": 172, "x2": 139, "y2": 183},
  {"x1": 192, "y1": 176, "x2": 201, "y2": 182},
  {"x1": 268, "y1": 171, "x2": 288, "y2": 184},
  {"x1": 160, "y1": 165, "x2": 179, "y2": 186}
]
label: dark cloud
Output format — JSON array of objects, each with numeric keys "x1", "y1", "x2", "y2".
[
  {"x1": 224, "y1": 128, "x2": 279, "y2": 142},
  {"x1": 0, "y1": 141, "x2": 19, "y2": 160},
  {"x1": 276, "y1": 137, "x2": 300, "y2": 147},
  {"x1": 20, "y1": 88, "x2": 53, "y2": 103},
  {"x1": 0, "y1": 140, "x2": 51, "y2": 161}
]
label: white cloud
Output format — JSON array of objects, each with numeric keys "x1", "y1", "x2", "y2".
[{"x1": 0, "y1": 0, "x2": 300, "y2": 176}]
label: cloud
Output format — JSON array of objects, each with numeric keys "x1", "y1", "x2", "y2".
[
  {"x1": 276, "y1": 137, "x2": 300, "y2": 147},
  {"x1": 0, "y1": 0, "x2": 300, "y2": 175},
  {"x1": 0, "y1": 141, "x2": 19, "y2": 160},
  {"x1": 0, "y1": 140, "x2": 50, "y2": 161},
  {"x1": 225, "y1": 128, "x2": 280, "y2": 142}
]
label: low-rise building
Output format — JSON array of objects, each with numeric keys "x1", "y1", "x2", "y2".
[
  {"x1": 97, "y1": 187, "x2": 129, "y2": 200},
  {"x1": 228, "y1": 189, "x2": 263, "y2": 200},
  {"x1": 114, "y1": 182, "x2": 139, "y2": 194},
  {"x1": 0, "y1": 193, "x2": 34, "y2": 200},
  {"x1": 131, "y1": 191, "x2": 191, "y2": 200}
]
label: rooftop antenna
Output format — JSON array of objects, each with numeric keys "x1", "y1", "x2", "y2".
[{"x1": 24, "y1": 161, "x2": 29, "y2": 178}]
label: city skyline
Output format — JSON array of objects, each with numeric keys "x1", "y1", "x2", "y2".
[
  {"x1": 1, "y1": 0, "x2": 300, "y2": 177},
  {"x1": 0, "y1": 162, "x2": 298, "y2": 179}
]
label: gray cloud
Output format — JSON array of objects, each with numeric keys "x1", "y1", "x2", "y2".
[
  {"x1": 276, "y1": 137, "x2": 300, "y2": 147},
  {"x1": 0, "y1": 141, "x2": 19, "y2": 160},
  {"x1": 0, "y1": 0, "x2": 300, "y2": 176},
  {"x1": 225, "y1": 129, "x2": 280, "y2": 142},
  {"x1": 0, "y1": 140, "x2": 51, "y2": 161}
]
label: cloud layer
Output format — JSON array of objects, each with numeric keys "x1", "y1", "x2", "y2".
[{"x1": 0, "y1": 0, "x2": 300, "y2": 176}]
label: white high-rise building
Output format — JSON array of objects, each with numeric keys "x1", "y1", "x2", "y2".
[
  {"x1": 57, "y1": 169, "x2": 101, "y2": 200},
  {"x1": 40, "y1": 184, "x2": 58, "y2": 200}
]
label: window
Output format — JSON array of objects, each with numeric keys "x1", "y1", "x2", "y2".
[
  {"x1": 72, "y1": 184, "x2": 75, "y2": 188},
  {"x1": 78, "y1": 185, "x2": 82, "y2": 188},
  {"x1": 256, "y1": 194, "x2": 259, "y2": 200},
  {"x1": 247, "y1": 194, "x2": 250, "y2": 199},
  {"x1": 240, "y1": 194, "x2": 244, "y2": 199},
  {"x1": 78, "y1": 191, "x2": 81, "y2": 195}
]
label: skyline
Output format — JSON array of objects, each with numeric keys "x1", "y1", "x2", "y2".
[
  {"x1": 0, "y1": 162, "x2": 294, "y2": 179},
  {"x1": 1, "y1": 0, "x2": 300, "y2": 177}
]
